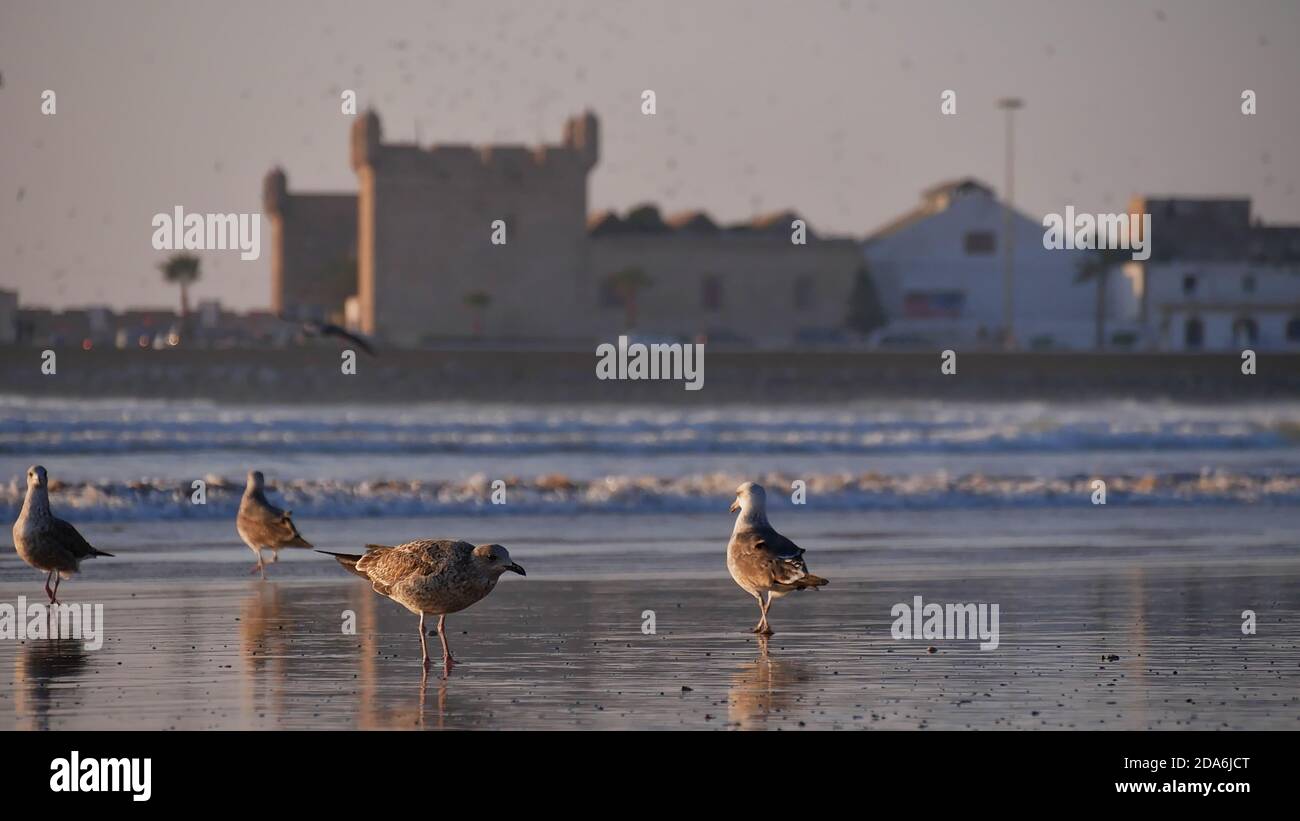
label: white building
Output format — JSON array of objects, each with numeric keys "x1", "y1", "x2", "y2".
[
  {"x1": 1127, "y1": 197, "x2": 1300, "y2": 351},
  {"x1": 862, "y1": 179, "x2": 1135, "y2": 350}
]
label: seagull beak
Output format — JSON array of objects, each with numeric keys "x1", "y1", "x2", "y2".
[
  {"x1": 728, "y1": 499, "x2": 739, "y2": 513},
  {"x1": 507, "y1": 563, "x2": 526, "y2": 576}
]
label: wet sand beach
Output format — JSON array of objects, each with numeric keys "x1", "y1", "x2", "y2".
[{"x1": 2, "y1": 508, "x2": 1297, "y2": 730}]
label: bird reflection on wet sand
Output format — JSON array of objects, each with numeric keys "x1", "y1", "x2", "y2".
[
  {"x1": 13, "y1": 638, "x2": 88, "y2": 731},
  {"x1": 727, "y1": 636, "x2": 809, "y2": 730}
]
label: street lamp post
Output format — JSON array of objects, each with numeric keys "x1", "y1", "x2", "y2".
[{"x1": 997, "y1": 97, "x2": 1023, "y2": 351}]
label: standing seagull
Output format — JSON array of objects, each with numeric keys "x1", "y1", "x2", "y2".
[
  {"x1": 11, "y1": 465, "x2": 114, "y2": 603},
  {"x1": 726, "y1": 482, "x2": 827, "y2": 636},
  {"x1": 236, "y1": 470, "x2": 312, "y2": 579},
  {"x1": 319, "y1": 540, "x2": 525, "y2": 671}
]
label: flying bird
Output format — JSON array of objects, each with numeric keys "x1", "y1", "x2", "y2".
[
  {"x1": 279, "y1": 313, "x2": 377, "y2": 356},
  {"x1": 320, "y1": 539, "x2": 525, "y2": 671},
  {"x1": 236, "y1": 470, "x2": 313, "y2": 579},
  {"x1": 726, "y1": 482, "x2": 827, "y2": 635},
  {"x1": 11, "y1": 465, "x2": 114, "y2": 603}
]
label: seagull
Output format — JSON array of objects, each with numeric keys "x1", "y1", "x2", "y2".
[
  {"x1": 726, "y1": 482, "x2": 827, "y2": 636},
  {"x1": 278, "y1": 313, "x2": 377, "y2": 356},
  {"x1": 11, "y1": 465, "x2": 114, "y2": 603},
  {"x1": 236, "y1": 470, "x2": 312, "y2": 579},
  {"x1": 319, "y1": 539, "x2": 525, "y2": 671}
]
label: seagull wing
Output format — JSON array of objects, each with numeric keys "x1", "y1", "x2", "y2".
[
  {"x1": 320, "y1": 323, "x2": 377, "y2": 357},
  {"x1": 239, "y1": 496, "x2": 312, "y2": 548},
  {"x1": 355, "y1": 540, "x2": 455, "y2": 595},
  {"x1": 730, "y1": 526, "x2": 825, "y2": 591},
  {"x1": 51, "y1": 517, "x2": 113, "y2": 559}
]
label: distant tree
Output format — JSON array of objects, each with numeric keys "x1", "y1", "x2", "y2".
[
  {"x1": 158, "y1": 253, "x2": 201, "y2": 321},
  {"x1": 463, "y1": 290, "x2": 492, "y2": 336},
  {"x1": 1075, "y1": 247, "x2": 1130, "y2": 349},
  {"x1": 607, "y1": 266, "x2": 653, "y2": 329},
  {"x1": 844, "y1": 264, "x2": 887, "y2": 336}
]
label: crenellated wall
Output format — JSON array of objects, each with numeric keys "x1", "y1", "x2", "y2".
[{"x1": 353, "y1": 110, "x2": 597, "y2": 345}]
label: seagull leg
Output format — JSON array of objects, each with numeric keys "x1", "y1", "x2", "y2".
[
  {"x1": 43, "y1": 571, "x2": 54, "y2": 603},
  {"x1": 419, "y1": 612, "x2": 431, "y2": 671},
  {"x1": 750, "y1": 594, "x2": 766, "y2": 633},
  {"x1": 51, "y1": 574, "x2": 61, "y2": 605},
  {"x1": 758, "y1": 593, "x2": 774, "y2": 636},
  {"x1": 437, "y1": 614, "x2": 455, "y2": 670}
]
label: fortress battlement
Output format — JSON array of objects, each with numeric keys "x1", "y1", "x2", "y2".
[
  {"x1": 351, "y1": 109, "x2": 598, "y2": 177},
  {"x1": 369, "y1": 142, "x2": 590, "y2": 179}
]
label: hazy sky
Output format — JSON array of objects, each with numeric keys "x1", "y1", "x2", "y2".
[{"x1": 1, "y1": 0, "x2": 1297, "y2": 311}]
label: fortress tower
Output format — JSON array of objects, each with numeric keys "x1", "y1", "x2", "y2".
[
  {"x1": 351, "y1": 109, "x2": 599, "y2": 345},
  {"x1": 262, "y1": 168, "x2": 358, "y2": 320}
]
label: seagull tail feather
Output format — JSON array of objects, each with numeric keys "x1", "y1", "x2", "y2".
[
  {"x1": 281, "y1": 514, "x2": 313, "y2": 548},
  {"x1": 91, "y1": 547, "x2": 115, "y2": 558},
  {"x1": 315, "y1": 550, "x2": 368, "y2": 579}
]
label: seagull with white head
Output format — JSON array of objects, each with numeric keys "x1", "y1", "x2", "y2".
[
  {"x1": 11, "y1": 465, "x2": 114, "y2": 603},
  {"x1": 726, "y1": 481, "x2": 827, "y2": 635}
]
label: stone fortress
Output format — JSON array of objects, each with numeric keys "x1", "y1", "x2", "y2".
[{"x1": 263, "y1": 111, "x2": 863, "y2": 347}]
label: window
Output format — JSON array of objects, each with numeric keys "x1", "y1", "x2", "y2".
[
  {"x1": 964, "y1": 231, "x2": 996, "y2": 255},
  {"x1": 1242, "y1": 274, "x2": 1256, "y2": 294},
  {"x1": 1182, "y1": 275, "x2": 1197, "y2": 296},
  {"x1": 701, "y1": 275, "x2": 723, "y2": 312},
  {"x1": 1232, "y1": 317, "x2": 1259, "y2": 347},
  {"x1": 1287, "y1": 317, "x2": 1300, "y2": 342},
  {"x1": 793, "y1": 275, "x2": 815, "y2": 310},
  {"x1": 1184, "y1": 317, "x2": 1204, "y2": 349}
]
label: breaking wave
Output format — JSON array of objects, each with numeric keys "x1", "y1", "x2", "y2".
[{"x1": 3, "y1": 469, "x2": 1299, "y2": 522}]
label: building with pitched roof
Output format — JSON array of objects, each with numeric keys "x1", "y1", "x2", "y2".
[{"x1": 861, "y1": 179, "x2": 1131, "y2": 349}]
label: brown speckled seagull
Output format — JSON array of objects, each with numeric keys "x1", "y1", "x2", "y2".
[
  {"x1": 236, "y1": 470, "x2": 312, "y2": 579},
  {"x1": 320, "y1": 539, "x2": 525, "y2": 671},
  {"x1": 11, "y1": 465, "x2": 114, "y2": 603},
  {"x1": 726, "y1": 482, "x2": 827, "y2": 636}
]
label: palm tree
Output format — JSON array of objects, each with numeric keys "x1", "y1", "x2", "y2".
[
  {"x1": 158, "y1": 253, "x2": 201, "y2": 320},
  {"x1": 606, "y1": 266, "x2": 653, "y2": 329},
  {"x1": 463, "y1": 290, "x2": 492, "y2": 336},
  {"x1": 1074, "y1": 247, "x2": 1130, "y2": 349}
]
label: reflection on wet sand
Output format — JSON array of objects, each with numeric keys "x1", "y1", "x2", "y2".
[
  {"x1": 727, "y1": 636, "x2": 809, "y2": 729},
  {"x1": 239, "y1": 583, "x2": 287, "y2": 722},
  {"x1": 1, "y1": 568, "x2": 1298, "y2": 730},
  {"x1": 13, "y1": 638, "x2": 88, "y2": 731}
]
